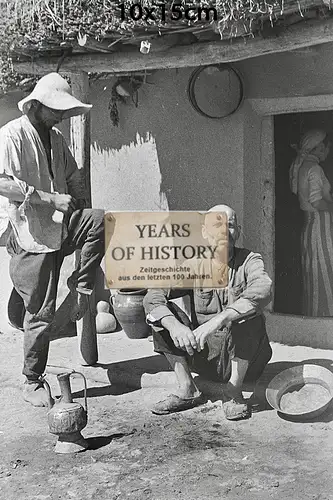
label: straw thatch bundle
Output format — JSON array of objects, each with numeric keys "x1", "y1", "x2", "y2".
[
  {"x1": 0, "y1": 0, "x2": 283, "y2": 52},
  {"x1": 0, "y1": 0, "x2": 313, "y2": 93}
]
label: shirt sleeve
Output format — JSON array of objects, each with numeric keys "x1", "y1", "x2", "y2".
[
  {"x1": 143, "y1": 288, "x2": 191, "y2": 331},
  {"x1": 225, "y1": 252, "x2": 272, "y2": 316},
  {"x1": 0, "y1": 128, "x2": 34, "y2": 198},
  {"x1": 308, "y1": 166, "x2": 324, "y2": 204},
  {"x1": 0, "y1": 128, "x2": 22, "y2": 177}
]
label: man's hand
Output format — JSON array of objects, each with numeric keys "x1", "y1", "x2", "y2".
[
  {"x1": 51, "y1": 193, "x2": 77, "y2": 214},
  {"x1": 193, "y1": 313, "x2": 234, "y2": 351},
  {"x1": 169, "y1": 323, "x2": 198, "y2": 356},
  {"x1": 161, "y1": 315, "x2": 198, "y2": 355},
  {"x1": 193, "y1": 316, "x2": 222, "y2": 351}
]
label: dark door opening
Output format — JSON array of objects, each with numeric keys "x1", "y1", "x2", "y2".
[{"x1": 274, "y1": 111, "x2": 333, "y2": 315}]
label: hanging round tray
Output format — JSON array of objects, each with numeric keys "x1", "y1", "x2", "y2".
[{"x1": 187, "y1": 64, "x2": 243, "y2": 119}]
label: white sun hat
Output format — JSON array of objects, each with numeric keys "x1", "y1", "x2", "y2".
[{"x1": 18, "y1": 72, "x2": 92, "y2": 119}]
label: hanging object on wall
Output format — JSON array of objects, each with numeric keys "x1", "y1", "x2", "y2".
[
  {"x1": 140, "y1": 40, "x2": 151, "y2": 54},
  {"x1": 108, "y1": 74, "x2": 145, "y2": 126},
  {"x1": 187, "y1": 64, "x2": 243, "y2": 119}
]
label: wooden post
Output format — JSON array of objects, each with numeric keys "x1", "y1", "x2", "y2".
[
  {"x1": 70, "y1": 71, "x2": 92, "y2": 207},
  {"x1": 69, "y1": 71, "x2": 98, "y2": 366}
]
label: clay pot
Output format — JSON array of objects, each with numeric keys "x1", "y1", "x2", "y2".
[
  {"x1": 111, "y1": 289, "x2": 150, "y2": 339},
  {"x1": 95, "y1": 301, "x2": 117, "y2": 334}
]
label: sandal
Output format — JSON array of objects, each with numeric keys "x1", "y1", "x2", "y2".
[
  {"x1": 151, "y1": 393, "x2": 206, "y2": 415},
  {"x1": 222, "y1": 398, "x2": 251, "y2": 420},
  {"x1": 23, "y1": 380, "x2": 54, "y2": 408}
]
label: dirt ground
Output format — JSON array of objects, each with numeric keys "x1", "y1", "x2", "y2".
[{"x1": 1, "y1": 326, "x2": 333, "y2": 500}]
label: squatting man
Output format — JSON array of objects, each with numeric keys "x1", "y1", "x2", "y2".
[
  {"x1": 0, "y1": 73, "x2": 105, "y2": 407},
  {"x1": 144, "y1": 205, "x2": 273, "y2": 420}
]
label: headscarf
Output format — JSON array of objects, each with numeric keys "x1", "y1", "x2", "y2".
[{"x1": 289, "y1": 129, "x2": 326, "y2": 195}]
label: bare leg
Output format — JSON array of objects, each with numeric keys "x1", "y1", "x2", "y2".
[
  {"x1": 225, "y1": 357, "x2": 249, "y2": 400},
  {"x1": 151, "y1": 353, "x2": 205, "y2": 414},
  {"x1": 165, "y1": 353, "x2": 201, "y2": 399}
]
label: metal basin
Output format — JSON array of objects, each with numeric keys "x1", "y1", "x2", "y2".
[{"x1": 265, "y1": 364, "x2": 333, "y2": 420}]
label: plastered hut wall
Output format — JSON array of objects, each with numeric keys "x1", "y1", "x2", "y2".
[{"x1": 89, "y1": 68, "x2": 245, "y2": 218}]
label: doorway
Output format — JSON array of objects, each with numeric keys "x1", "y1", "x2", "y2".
[{"x1": 274, "y1": 110, "x2": 333, "y2": 315}]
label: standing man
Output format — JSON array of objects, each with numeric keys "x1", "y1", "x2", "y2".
[
  {"x1": 0, "y1": 73, "x2": 105, "y2": 407},
  {"x1": 143, "y1": 205, "x2": 273, "y2": 420}
]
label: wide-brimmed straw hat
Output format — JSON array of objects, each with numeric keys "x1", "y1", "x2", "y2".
[{"x1": 18, "y1": 72, "x2": 92, "y2": 119}]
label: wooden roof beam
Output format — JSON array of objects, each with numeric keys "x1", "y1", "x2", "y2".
[{"x1": 13, "y1": 16, "x2": 333, "y2": 75}]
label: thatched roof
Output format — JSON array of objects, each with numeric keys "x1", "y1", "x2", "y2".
[
  {"x1": 0, "y1": 0, "x2": 331, "y2": 92},
  {"x1": 1, "y1": 0, "x2": 328, "y2": 53}
]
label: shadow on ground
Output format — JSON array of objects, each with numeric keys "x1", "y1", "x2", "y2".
[
  {"x1": 71, "y1": 383, "x2": 138, "y2": 398},
  {"x1": 59, "y1": 350, "x2": 333, "y2": 422},
  {"x1": 101, "y1": 354, "x2": 173, "y2": 388},
  {"x1": 85, "y1": 429, "x2": 136, "y2": 450},
  {"x1": 72, "y1": 355, "x2": 333, "y2": 424},
  {"x1": 72, "y1": 354, "x2": 173, "y2": 399}
]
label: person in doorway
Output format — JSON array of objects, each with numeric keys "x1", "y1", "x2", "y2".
[
  {"x1": 143, "y1": 205, "x2": 272, "y2": 420},
  {"x1": 289, "y1": 129, "x2": 333, "y2": 316},
  {"x1": 0, "y1": 73, "x2": 105, "y2": 407}
]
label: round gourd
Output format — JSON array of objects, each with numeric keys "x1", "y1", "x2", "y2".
[
  {"x1": 96, "y1": 300, "x2": 110, "y2": 313},
  {"x1": 96, "y1": 311, "x2": 117, "y2": 334}
]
